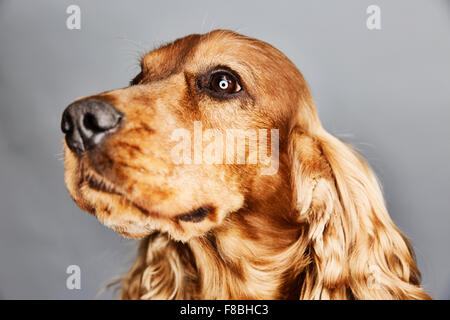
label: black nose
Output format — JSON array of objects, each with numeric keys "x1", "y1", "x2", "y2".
[{"x1": 61, "y1": 99, "x2": 123, "y2": 155}]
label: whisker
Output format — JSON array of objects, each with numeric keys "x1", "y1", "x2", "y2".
[{"x1": 55, "y1": 152, "x2": 64, "y2": 161}]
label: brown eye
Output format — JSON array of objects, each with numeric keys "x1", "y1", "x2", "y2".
[{"x1": 210, "y1": 72, "x2": 241, "y2": 94}]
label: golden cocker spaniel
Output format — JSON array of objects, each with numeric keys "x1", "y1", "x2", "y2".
[{"x1": 61, "y1": 30, "x2": 430, "y2": 299}]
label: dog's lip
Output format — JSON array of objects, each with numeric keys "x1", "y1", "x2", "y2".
[
  {"x1": 85, "y1": 174, "x2": 122, "y2": 196},
  {"x1": 84, "y1": 173, "x2": 214, "y2": 223},
  {"x1": 84, "y1": 174, "x2": 160, "y2": 217},
  {"x1": 176, "y1": 206, "x2": 212, "y2": 223}
]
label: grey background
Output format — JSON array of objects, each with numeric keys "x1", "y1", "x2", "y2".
[{"x1": 0, "y1": 0, "x2": 449, "y2": 299}]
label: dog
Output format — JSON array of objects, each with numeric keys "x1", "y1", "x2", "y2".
[{"x1": 61, "y1": 30, "x2": 430, "y2": 299}]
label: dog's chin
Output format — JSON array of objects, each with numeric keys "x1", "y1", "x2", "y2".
[{"x1": 107, "y1": 222, "x2": 155, "y2": 239}]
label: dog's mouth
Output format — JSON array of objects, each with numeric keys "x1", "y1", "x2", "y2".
[
  {"x1": 177, "y1": 206, "x2": 213, "y2": 223},
  {"x1": 86, "y1": 174, "x2": 122, "y2": 196},
  {"x1": 84, "y1": 172, "x2": 212, "y2": 223}
]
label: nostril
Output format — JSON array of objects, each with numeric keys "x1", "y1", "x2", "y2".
[
  {"x1": 82, "y1": 110, "x2": 122, "y2": 133},
  {"x1": 83, "y1": 113, "x2": 101, "y2": 132},
  {"x1": 61, "y1": 113, "x2": 73, "y2": 134}
]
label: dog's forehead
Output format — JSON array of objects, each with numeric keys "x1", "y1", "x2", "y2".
[
  {"x1": 140, "y1": 33, "x2": 202, "y2": 80},
  {"x1": 187, "y1": 31, "x2": 262, "y2": 74},
  {"x1": 141, "y1": 30, "x2": 278, "y2": 79}
]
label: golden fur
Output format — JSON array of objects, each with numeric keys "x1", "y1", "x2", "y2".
[{"x1": 62, "y1": 30, "x2": 430, "y2": 299}]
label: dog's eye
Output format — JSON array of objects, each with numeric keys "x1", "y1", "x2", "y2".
[{"x1": 209, "y1": 72, "x2": 241, "y2": 94}]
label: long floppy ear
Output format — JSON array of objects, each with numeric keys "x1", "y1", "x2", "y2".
[
  {"x1": 289, "y1": 126, "x2": 430, "y2": 299},
  {"x1": 118, "y1": 233, "x2": 198, "y2": 299}
]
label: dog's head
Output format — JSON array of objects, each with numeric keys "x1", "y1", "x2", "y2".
[
  {"x1": 61, "y1": 30, "x2": 429, "y2": 299},
  {"x1": 61, "y1": 30, "x2": 316, "y2": 241}
]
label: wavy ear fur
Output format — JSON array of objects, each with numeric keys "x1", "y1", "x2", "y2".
[{"x1": 290, "y1": 126, "x2": 430, "y2": 299}]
